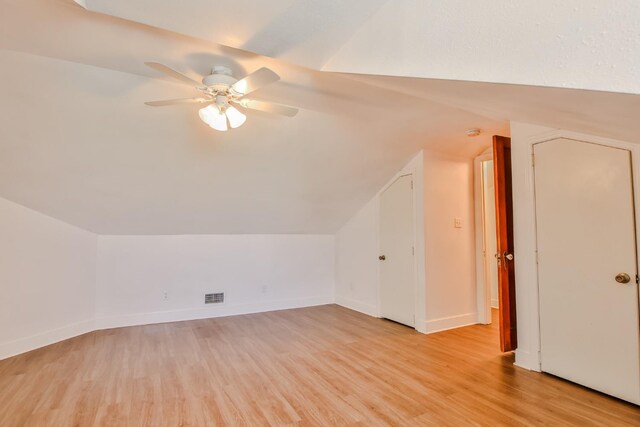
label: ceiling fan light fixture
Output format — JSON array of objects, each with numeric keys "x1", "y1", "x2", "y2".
[
  {"x1": 145, "y1": 63, "x2": 298, "y2": 131},
  {"x1": 225, "y1": 106, "x2": 246, "y2": 129},
  {"x1": 199, "y1": 105, "x2": 228, "y2": 132}
]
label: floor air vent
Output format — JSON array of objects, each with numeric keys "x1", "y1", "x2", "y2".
[{"x1": 205, "y1": 292, "x2": 224, "y2": 304}]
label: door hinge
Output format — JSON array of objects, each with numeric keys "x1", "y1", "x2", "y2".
[
  {"x1": 412, "y1": 246, "x2": 415, "y2": 256},
  {"x1": 532, "y1": 153, "x2": 535, "y2": 167},
  {"x1": 636, "y1": 274, "x2": 639, "y2": 285},
  {"x1": 411, "y1": 180, "x2": 413, "y2": 189}
]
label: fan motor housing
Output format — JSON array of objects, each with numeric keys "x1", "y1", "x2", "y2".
[{"x1": 202, "y1": 66, "x2": 237, "y2": 90}]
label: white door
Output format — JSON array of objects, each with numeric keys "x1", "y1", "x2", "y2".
[
  {"x1": 379, "y1": 174, "x2": 415, "y2": 327},
  {"x1": 534, "y1": 138, "x2": 640, "y2": 404}
]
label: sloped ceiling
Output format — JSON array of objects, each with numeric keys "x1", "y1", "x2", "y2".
[
  {"x1": 337, "y1": 74, "x2": 640, "y2": 145},
  {"x1": 78, "y1": 0, "x2": 388, "y2": 70},
  {"x1": 76, "y1": 0, "x2": 640, "y2": 94},
  {"x1": 324, "y1": 0, "x2": 640, "y2": 94},
  {"x1": 0, "y1": 0, "x2": 638, "y2": 234}
]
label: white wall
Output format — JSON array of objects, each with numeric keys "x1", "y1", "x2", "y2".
[
  {"x1": 0, "y1": 147, "x2": 480, "y2": 359},
  {"x1": 335, "y1": 149, "x2": 478, "y2": 334},
  {"x1": 0, "y1": 198, "x2": 335, "y2": 359},
  {"x1": 95, "y1": 234, "x2": 335, "y2": 328},
  {"x1": 325, "y1": 0, "x2": 640, "y2": 94},
  {"x1": 423, "y1": 151, "x2": 477, "y2": 332},
  {"x1": 335, "y1": 152, "x2": 426, "y2": 330},
  {"x1": 0, "y1": 197, "x2": 97, "y2": 359},
  {"x1": 335, "y1": 198, "x2": 379, "y2": 316},
  {"x1": 0, "y1": 144, "x2": 477, "y2": 360},
  {"x1": 511, "y1": 121, "x2": 560, "y2": 370}
]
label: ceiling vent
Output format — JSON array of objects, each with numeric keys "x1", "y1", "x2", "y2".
[{"x1": 205, "y1": 292, "x2": 224, "y2": 304}]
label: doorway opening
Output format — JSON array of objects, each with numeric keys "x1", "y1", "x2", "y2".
[
  {"x1": 475, "y1": 135, "x2": 517, "y2": 352},
  {"x1": 479, "y1": 157, "x2": 500, "y2": 321}
]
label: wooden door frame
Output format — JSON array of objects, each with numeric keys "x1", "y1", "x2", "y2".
[
  {"x1": 474, "y1": 140, "x2": 518, "y2": 352},
  {"x1": 494, "y1": 136, "x2": 517, "y2": 352},
  {"x1": 511, "y1": 127, "x2": 640, "y2": 371}
]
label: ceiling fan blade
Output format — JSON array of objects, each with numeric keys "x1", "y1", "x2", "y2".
[
  {"x1": 145, "y1": 62, "x2": 203, "y2": 87},
  {"x1": 231, "y1": 68, "x2": 280, "y2": 96},
  {"x1": 234, "y1": 99, "x2": 298, "y2": 117},
  {"x1": 144, "y1": 97, "x2": 211, "y2": 107}
]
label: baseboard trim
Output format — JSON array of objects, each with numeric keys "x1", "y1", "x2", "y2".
[
  {"x1": 0, "y1": 319, "x2": 95, "y2": 361},
  {"x1": 414, "y1": 318, "x2": 428, "y2": 334},
  {"x1": 425, "y1": 312, "x2": 477, "y2": 334},
  {"x1": 514, "y1": 349, "x2": 541, "y2": 372},
  {"x1": 335, "y1": 295, "x2": 378, "y2": 317},
  {"x1": 95, "y1": 295, "x2": 334, "y2": 330},
  {"x1": 1, "y1": 296, "x2": 334, "y2": 360},
  {"x1": 491, "y1": 299, "x2": 499, "y2": 309}
]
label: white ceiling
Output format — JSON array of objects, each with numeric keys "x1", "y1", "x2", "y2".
[
  {"x1": 0, "y1": 0, "x2": 638, "y2": 234},
  {"x1": 76, "y1": 0, "x2": 640, "y2": 94},
  {"x1": 79, "y1": 0, "x2": 388, "y2": 70},
  {"x1": 325, "y1": 0, "x2": 640, "y2": 94}
]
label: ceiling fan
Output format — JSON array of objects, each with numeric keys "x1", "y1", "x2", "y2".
[{"x1": 144, "y1": 63, "x2": 299, "y2": 131}]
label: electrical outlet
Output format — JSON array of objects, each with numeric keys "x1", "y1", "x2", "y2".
[
  {"x1": 454, "y1": 218, "x2": 462, "y2": 228},
  {"x1": 261, "y1": 285, "x2": 268, "y2": 294},
  {"x1": 163, "y1": 291, "x2": 168, "y2": 300}
]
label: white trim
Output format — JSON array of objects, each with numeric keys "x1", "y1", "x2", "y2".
[
  {"x1": 514, "y1": 349, "x2": 538, "y2": 371},
  {"x1": 512, "y1": 124, "x2": 640, "y2": 372},
  {"x1": 335, "y1": 295, "x2": 378, "y2": 317},
  {"x1": 414, "y1": 318, "x2": 428, "y2": 333},
  {"x1": 0, "y1": 319, "x2": 95, "y2": 361},
  {"x1": 491, "y1": 299, "x2": 499, "y2": 308},
  {"x1": 425, "y1": 312, "x2": 477, "y2": 334},
  {"x1": 95, "y1": 296, "x2": 333, "y2": 330},
  {"x1": 474, "y1": 153, "x2": 494, "y2": 324}
]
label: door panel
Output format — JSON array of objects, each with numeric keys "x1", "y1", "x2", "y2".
[
  {"x1": 493, "y1": 136, "x2": 517, "y2": 352},
  {"x1": 535, "y1": 138, "x2": 640, "y2": 404},
  {"x1": 380, "y1": 174, "x2": 415, "y2": 327}
]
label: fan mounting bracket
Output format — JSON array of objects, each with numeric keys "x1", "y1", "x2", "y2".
[{"x1": 202, "y1": 66, "x2": 238, "y2": 90}]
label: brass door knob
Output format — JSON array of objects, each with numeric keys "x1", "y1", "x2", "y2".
[
  {"x1": 615, "y1": 273, "x2": 631, "y2": 284},
  {"x1": 378, "y1": 255, "x2": 386, "y2": 261}
]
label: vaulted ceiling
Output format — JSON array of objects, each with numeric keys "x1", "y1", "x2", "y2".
[{"x1": 0, "y1": 0, "x2": 638, "y2": 234}]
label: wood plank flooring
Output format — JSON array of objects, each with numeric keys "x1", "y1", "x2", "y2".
[{"x1": 0, "y1": 305, "x2": 638, "y2": 426}]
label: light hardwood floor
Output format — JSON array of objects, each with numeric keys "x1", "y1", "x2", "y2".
[{"x1": 0, "y1": 305, "x2": 638, "y2": 426}]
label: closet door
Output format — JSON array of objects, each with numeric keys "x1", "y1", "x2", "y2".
[
  {"x1": 379, "y1": 174, "x2": 415, "y2": 327},
  {"x1": 535, "y1": 138, "x2": 640, "y2": 404}
]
